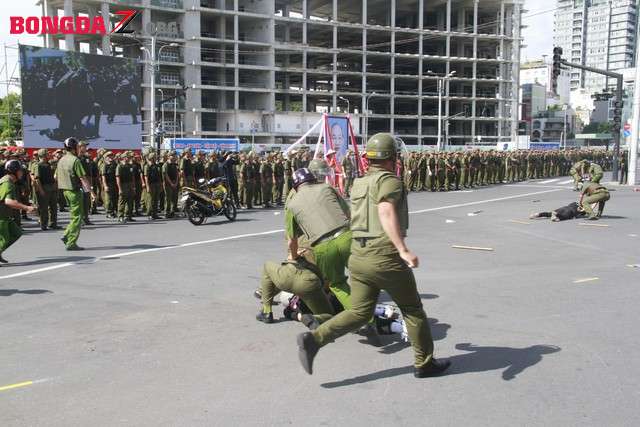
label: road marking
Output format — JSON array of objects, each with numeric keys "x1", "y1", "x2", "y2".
[
  {"x1": 0, "y1": 381, "x2": 34, "y2": 392},
  {"x1": 559, "y1": 179, "x2": 574, "y2": 184},
  {"x1": 408, "y1": 189, "x2": 563, "y2": 214},
  {"x1": 1, "y1": 189, "x2": 563, "y2": 280},
  {"x1": 578, "y1": 223, "x2": 610, "y2": 228},
  {"x1": 573, "y1": 277, "x2": 600, "y2": 284},
  {"x1": 0, "y1": 263, "x2": 74, "y2": 280},
  {"x1": 0, "y1": 230, "x2": 284, "y2": 281},
  {"x1": 540, "y1": 179, "x2": 561, "y2": 184}
]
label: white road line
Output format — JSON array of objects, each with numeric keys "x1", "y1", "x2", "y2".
[
  {"x1": 2, "y1": 189, "x2": 564, "y2": 280},
  {"x1": 559, "y1": 179, "x2": 574, "y2": 184},
  {"x1": 0, "y1": 263, "x2": 73, "y2": 280},
  {"x1": 0, "y1": 230, "x2": 284, "y2": 281},
  {"x1": 408, "y1": 189, "x2": 563, "y2": 214},
  {"x1": 540, "y1": 179, "x2": 561, "y2": 184}
]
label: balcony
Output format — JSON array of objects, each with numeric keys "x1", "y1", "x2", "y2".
[
  {"x1": 157, "y1": 73, "x2": 183, "y2": 86},
  {"x1": 151, "y1": 0, "x2": 183, "y2": 9}
]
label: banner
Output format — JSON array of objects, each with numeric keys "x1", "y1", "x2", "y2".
[
  {"x1": 168, "y1": 138, "x2": 239, "y2": 153},
  {"x1": 19, "y1": 45, "x2": 142, "y2": 149}
]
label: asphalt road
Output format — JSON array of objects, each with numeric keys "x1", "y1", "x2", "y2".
[{"x1": 1, "y1": 176, "x2": 639, "y2": 426}]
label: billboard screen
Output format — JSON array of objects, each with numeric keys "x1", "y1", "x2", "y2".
[{"x1": 19, "y1": 45, "x2": 142, "y2": 149}]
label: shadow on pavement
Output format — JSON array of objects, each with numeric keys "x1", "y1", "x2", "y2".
[
  {"x1": 84, "y1": 244, "x2": 171, "y2": 251},
  {"x1": 378, "y1": 292, "x2": 439, "y2": 303},
  {"x1": 0, "y1": 289, "x2": 52, "y2": 297},
  {"x1": 8, "y1": 256, "x2": 93, "y2": 267},
  {"x1": 377, "y1": 317, "x2": 451, "y2": 355},
  {"x1": 321, "y1": 342, "x2": 560, "y2": 389},
  {"x1": 200, "y1": 218, "x2": 254, "y2": 226}
]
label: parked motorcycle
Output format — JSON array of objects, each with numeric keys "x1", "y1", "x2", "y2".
[{"x1": 179, "y1": 177, "x2": 237, "y2": 225}]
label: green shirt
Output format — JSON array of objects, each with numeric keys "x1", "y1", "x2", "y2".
[
  {"x1": 56, "y1": 152, "x2": 86, "y2": 191},
  {"x1": 0, "y1": 175, "x2": 17, "y2": 220}
]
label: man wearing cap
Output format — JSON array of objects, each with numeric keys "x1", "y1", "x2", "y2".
[
  {"x1": 56, "y1": 137, "x2": 96, "y2": 250},
  {"x1": 78, "y1": 142, "x2": 94, "y2": 225},
  {"x1": 116, "y1": 151, "x2": 136, "y2": 223},
  {"x1": 33, "y1": 149, "x2": 59, "y2": 230},
  {"x1": 194, "y1": 150, "x2": 206, "y2": 183},
  {"x1": 180, "y1": 148, "x2": 195, "y2": 188},
  {"x1": 100, "y1": 151, "x2": 118, "y2": 219},
  {"x1": 143, "y1": 152, "x2": 162, "y2": 220},
  {"x1": 162, "y1": 150, "x2": 179, "y2": 218}
]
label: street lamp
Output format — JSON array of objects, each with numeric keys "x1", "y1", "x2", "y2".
[
  {"x1": 428, "y1": 70, "x2": 456, "y2": 151},
  {"x1": 157, "y1": 88, "x2": 165, "y2": 138},
  {"x1": 141, "y1": 42, "x2": 179, "y2": 153},
  {"x1": 339, "y1": 96, "x2": 350, "y2": 114},
  {"x1": 364, "y1": 92, "x2": 377, "y2": 145}
]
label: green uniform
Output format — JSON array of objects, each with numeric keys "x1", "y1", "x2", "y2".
[
  {"x1": 311, "y1": 165, "x2": 435, "y2": 369},
  {"x1": 143, "y1": 162, "x2": 162, "y2": 217},
  {"x1": 34, "y1": 160, "x2": 58, "y2": 228},
  {"x1": 260, "y1": 259, "x2": 335, "y2": 322},
  {"x1": 581, "y1": 182, "x2": 610, "y2": 219},
  {"x1": 285, "y1": 182, "x2": 352, "y2": 309},
  {"x1": 100, "y1": 161, "x2": 118, "y2": 217},
  {"x1": 162, "y1": 161, "x2": 179, "y2": 217},
  {"x1": 116, "y1": 162, "x2": 135, "y2": 220},
  {"x1": 56, "y1": 152, "x2": 86, "y2": 248},
  {"x1": 259, "y1": 161, "x2": 273, "y2": 207},
  {"x1": 586, "y1": 163, "x2": 603, "y2": 184},
  {"x1": 272, "y1": 161, "x2": 285, "y2": 205},
  {"x1": 240, "y1": 162, "x2": 255, "y2": 209},
  {"x1": 180, "y1": 157, "x2": 195, "y2": 188},
  {"x1": 341, "y1": 156, "x2": 355, "y2": 197},
  {"x1": 0, "y1": 175, "x2": 22, "y2": 256},
  {"x1": 569, "y1": 160, "x2": 586, "y2": 191}
]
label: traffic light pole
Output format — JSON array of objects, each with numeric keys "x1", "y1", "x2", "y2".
[{"x1": 560, "y1": 59, "x2": 624, "y2": 181}]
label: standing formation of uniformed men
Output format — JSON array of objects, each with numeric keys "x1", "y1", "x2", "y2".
[{"x1": 402, "y1": 148, "x2": 615, "y2": 193}]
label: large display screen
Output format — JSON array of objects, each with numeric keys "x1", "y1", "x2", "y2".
[{"x1": 19, "y1": 45, "x2": 142, "y2": 149}]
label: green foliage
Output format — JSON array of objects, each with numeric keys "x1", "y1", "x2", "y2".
[{"x1": 0, "y1": 93, "x2": 22, "y2": 140}]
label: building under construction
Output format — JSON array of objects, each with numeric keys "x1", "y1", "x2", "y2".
[{"x1": 40, "y1": 0, "x2": 524, "y2": 147}]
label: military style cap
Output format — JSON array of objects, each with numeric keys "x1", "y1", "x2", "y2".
[
  {"x1": 125, "y1": 151, "x2": 133, "y2": 157},
  {"x1": 169, "y1": 150, "x2": 177, "y2": 156},
  {"x1": 78, "y1": 141, "x2": 89, "y2": 147},
  {"x1": 37, "y1": 148, "x2": 48, "y2": 157},
  {"x1": 105, "y1": 151, "x2": 114, "y2": 157}
]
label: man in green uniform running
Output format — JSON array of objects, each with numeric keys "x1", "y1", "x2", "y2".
[
  {"x1": 0, "y1": 160, "x2": 37, "y2": 263},
  {"x1": 297, "y1": 133, "x2": 450, "y2": 378},
  {"x1": 55, "y1": 138, "x2": 96, "y2": 250}
]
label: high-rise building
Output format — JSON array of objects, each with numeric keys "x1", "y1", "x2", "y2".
[
  {"x1": 554, "y1": 0, "x2": 638, "y2": 93},
  {"x1": 40, "y1": 0, "x2": 524, "y2": 147},
  {"x1": 520, "y1": 59, "x2": 571, "y2": 104}
]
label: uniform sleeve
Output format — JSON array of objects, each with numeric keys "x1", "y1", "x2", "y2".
[
  {"x1": 375, "y1": 174, "x2": 404, "y2": 205},
  {"x1": 0, "y1": 181, "x2": 16, "y2": 201},
  {"x1": 115, "y1": 165, "x2": 122, "y2": 177},
  {"x1": 73, "y1": 159, "x2": 87, "y2": 179},
  {"x1": 284, "y1": 207, "x2": 302, "y2": 240}
]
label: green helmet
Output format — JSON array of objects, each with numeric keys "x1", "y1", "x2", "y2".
[
  {"x1": 308, "y1": 158, "x2": 331, "y2": 180},
  {"x1": 366, "y1": 133, "x2": 397, "y2": 160}
]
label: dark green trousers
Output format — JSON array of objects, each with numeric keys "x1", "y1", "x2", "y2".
[{"x1": 313, "y1": 239, "x2": 435, "y2": 368}]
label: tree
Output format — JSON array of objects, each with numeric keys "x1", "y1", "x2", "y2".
[{"x1": 0, "y1": 93, "x2": 22, "y2": 140}]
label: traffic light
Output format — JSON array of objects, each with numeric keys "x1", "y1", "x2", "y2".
[
  {"x1": 551, "y1": 47, "x2": 563, "y2": 95},
  {"x1": 612, "y1": 100, "x2": 623, "y2": 133}
]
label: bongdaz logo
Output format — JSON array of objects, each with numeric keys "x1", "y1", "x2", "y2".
[{"x1": 10, "y1": 10, "x2": 138, "y2": 35}]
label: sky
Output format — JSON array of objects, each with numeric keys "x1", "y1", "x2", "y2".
[{"x1": 0, "y1": 0, "x2": 556, "y2": 97}]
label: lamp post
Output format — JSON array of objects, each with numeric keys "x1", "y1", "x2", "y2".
[
  {"x1": 428, "y1": 70, "x2": 456, "y2": 150},
  {"x1": 157, "y1": 88, "x2": 165, "y2": 136},
  {"x1": 141, "y1": 41, "x2": 178, "y2": 153},
  {"x1": 364, "y1": 92, "x2": 377, "y2": 145},
  {"x1": 339, "y1": 96, "x2": 350, "y2": 114}
]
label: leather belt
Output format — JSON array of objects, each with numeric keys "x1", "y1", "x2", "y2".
[{"x1": 313, "y1": 227, "x2": 348, "y2": 247}]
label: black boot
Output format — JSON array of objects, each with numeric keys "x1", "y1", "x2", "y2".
[
  {"x1": 414, "y1": 358, "x2": 451, "y2": 378},
  {"x1": 255, "y1": 311, "x2": 274, "y2": 324},
  {"x1": 300, "y1": 314, "x2": 320, "y2": 331},
  {"x1": 297, "y1": 332, "x2": 320, "y2": 375}
]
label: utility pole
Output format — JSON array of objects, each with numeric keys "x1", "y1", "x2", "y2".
[
  {"x1": 429, "y1": 70, "x2": 456, "y2": 150},
  {"x1": 364, "y1": 92, "x2": 377, "y2": 145},
  {"x1": 4, "y1": 43, "x2": 9, "y2": 97},
  {"x1": 629, "y1": 36, "x2": 640, "y2": 185}
]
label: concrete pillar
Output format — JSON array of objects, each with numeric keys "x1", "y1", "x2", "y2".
[
  {"x1": 418, "y1": 0, "x2": 424, "y2": 145},
  {"x1": 100, "y1": 3, "x2": 112, "y2": 55},
  {"x1": 302, "y1": 0, "x2": 308, "y2": 116},
  {"x1": 471, "y1": 0, "x2": 478, "y2": 142},
  {"x1": 63, "y1": 0, "x2": 75, "y2": 51},
  {"x1": 390, "y1": 0, "x2": 396, "y2": 133}
]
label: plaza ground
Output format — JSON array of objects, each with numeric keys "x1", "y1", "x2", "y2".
[{"x1": 1, "y1": 175, "x2": 639, "y2": 426}]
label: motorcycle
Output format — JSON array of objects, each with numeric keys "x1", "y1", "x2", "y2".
[{"x1": 179, "y1": 177, "x2": 237, "y2": 225}]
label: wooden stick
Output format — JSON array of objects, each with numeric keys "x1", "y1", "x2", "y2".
[
  {"x1": 508, "y1": 220, "x2": 531, "y2": 225},
  {"x1": 573, "y1": 277, "x2": 599, "y2": 284},
  {"x1": 578, "y1": 223, "x2": 610, "y2": 227},
  {"x1": 451, "y1": 245, "x2": 494, "y2": 252}
]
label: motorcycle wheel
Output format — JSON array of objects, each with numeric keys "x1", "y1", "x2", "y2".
[
  {"x1": 187, "y1": 205, "x2": 206, "y2": 226},
  {"x1": 224, "y1": 199, "x2": 237, "y2": 221}
]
